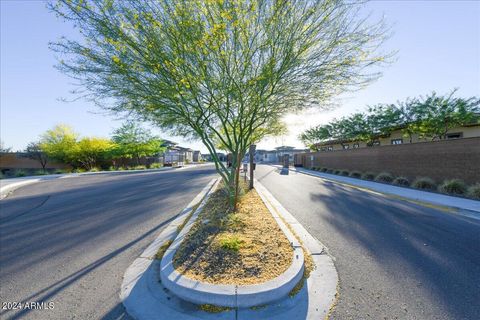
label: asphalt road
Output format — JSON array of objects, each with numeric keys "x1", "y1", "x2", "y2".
[
  {"x1": 0, "y1": 165, "x2": 217, "y2": 320},
  {"x1": 256, "y1": 164, "x2": 480, "y2": 320}
]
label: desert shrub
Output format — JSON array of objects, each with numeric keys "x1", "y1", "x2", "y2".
[
  {"x1": 220, "y1": 236, "x2": 243, "y2": 251},
  {"x1": 15, "y1": 170, "x2": 27, "y2": 177},
  {"x1": 375, "y1": 172, "x2": 394, "y2": 183},
  {"x1": 333, "y1": 169, "x2": 341, "y2": 175},
  {"x1": 438, "y1": 179, "x2": 467, "y2": 195},
  {"x1": 340, "y1": 170, "x2": 350, "y2": 176},
  {"x1": 349, "y1": 171, "x2": 362, "y2": 178},
  {"x1": 412, "y1": 177, "x2": 437, "y2": 191},
  {"x1": 133, "y1": 165, "x2": 147, "y2": 170},
  {"x1": 150, "y1": 163, "x2": 163, "y2": 169},
  {"x1": 362, "y1": 172, "x2": 376, "y2": 180},
  {"x1": 467, "y1": 184, "x2": 480, "y2": 200},
  {"x1": 393, "y1": 176, "x2": 410, "y2": 187}
]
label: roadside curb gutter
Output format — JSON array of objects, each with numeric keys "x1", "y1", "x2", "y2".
[
  {"x1": 120, "y1": 178, "x2": 338, "y2": 320},
  {"x1": 284, "y1": 165, "x2": 480, "y2": 215}
]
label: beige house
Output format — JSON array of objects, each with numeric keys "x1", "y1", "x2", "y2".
[{"x1": 312, "y1": 123, "x2": 480, "y2": 152}]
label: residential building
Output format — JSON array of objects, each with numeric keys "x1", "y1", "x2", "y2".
[
  {"x1": 254, "y1": 146, "x2": 310, "y2": 164},
  {"x1": 311, "y1": 123, "x2": 480, "y2": 152}
]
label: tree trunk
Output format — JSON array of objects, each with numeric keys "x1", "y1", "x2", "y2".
[{"x1": 233, "y1": 153, "x2": 241, "y2": 212}]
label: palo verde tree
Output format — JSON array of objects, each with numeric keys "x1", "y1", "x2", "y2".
[
  {"x1": 111, "y1": 121, "x2": 165, "y2": 165},
  {"x1": 50, "y1": 0, "x2": 389, "y2": 210},
  {"x1": 39, "y1": 124, "x2": 79, "y2": 165}
]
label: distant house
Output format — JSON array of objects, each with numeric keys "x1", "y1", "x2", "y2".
[
  {"x1": 254, "y1": 146, "x2": 309, "y2": 164},
  {"x1": 311, "y1": 123, "x2": 480, "y2": 152},
  {"x1": 161, "y1": 140, "x2": 194, "y2": 165}
]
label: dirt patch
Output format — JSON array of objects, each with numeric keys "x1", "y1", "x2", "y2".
[{"x1": 173, "y1": 181, "x2": 293, "y2": 285}]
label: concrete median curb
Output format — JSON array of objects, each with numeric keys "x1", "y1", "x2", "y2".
[
  {"x1": 160, "y1": 180, "x2": 305, "y2": 308},
  {"x1": 121, "y1": 176, "x2": 338, "y2": 320}
]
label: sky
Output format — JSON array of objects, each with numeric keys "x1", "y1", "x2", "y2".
[{"x1": 1, "y1": 0, "x2": 479, "y2": 153}]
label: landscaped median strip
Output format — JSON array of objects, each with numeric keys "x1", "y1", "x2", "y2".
[
  {"x1": 120, "y1": 177, "x2": 339, "y2": 320},
  {"x1": 160, "y1": 179, "x2": 305, "y2": 308}
]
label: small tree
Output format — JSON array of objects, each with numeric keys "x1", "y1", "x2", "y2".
[
  {"x1": 73, "y1": 137, "x2": 115, "y2": 170},
  {"x1": 39, "y1": 124, "x2": 78, "y2": 165},
  {"x1": 414, "y1": 90, "x2": 480, "y2": 140},
  {"x1": 50, "y1": 0, "x2": 389, "y2": 210},
  {"x1": 23, "y1": 142, "x2": 49, "y2": 172},
  {"x1": 112, "y1": 121, "x2": 165, "y2": 165}
]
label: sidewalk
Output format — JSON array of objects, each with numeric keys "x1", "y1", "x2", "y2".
[
  {"x1": 0, "y1": 164, "x2": 203, "y2": 199},
  {"x1": 279, "y1": 165, "x2": 480, "y2": 214}
]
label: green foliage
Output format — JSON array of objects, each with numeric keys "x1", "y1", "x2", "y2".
[
  {"x1": 54, "y1": 169, "x2": 66, "y2": 174},
  {"x1": 220, "y1": 236, "x2": 243, "y2": 252},
  {"x1": 438, "y1": 179, "x2": 467, "y2": 195},
  {"x1": 112, "y1": 121, "x2": 165, "y2": 164},
  {"x1": 467, "y1": 184, "x2": 480, "y2": 200},
  {"x1": 33, "y1": 170, "x2": 47, "y2": 176},
  {"x1": 333, "y1": 169, "x2": 341, "y2": 175},
  {"x1": 340, "y1": 170, "x2": 350, "y2": 176},
  {"x1": 300, "y1": 90, "x2": 480, "y2": 148},
  {"x1": 350, "y1": 171, "x2": 362, "y2": 178},
  {"x1": 412, "y1": 177, "x2": 437, "y2": 191},
  {"x1": 14, "y1": 170, "x2": 27, "y2": 177},
  {"x1": 0, "y1": 171, "x2": 4, "y2": 179},
  {"x1": 74, "y1": 137, "x2": 115, "y2": 170},
  {"x1": 133, "y1": 165, "x2": 147, "y2": 170},
  {"x1": 362, "y1": 172, "x2": 376, "y2": 180},
  {"x1": 50, "y1": 0, "x2": 390, "y2": 210},
  {"x1": 39, "y1": 124, "x2": 78, "y2": 164},
  {"x1": 89, "y1": 167, "x2": 100, "y2": 172},
  {"x1": 393, "y1": 176, "x2": 410, "y2": 187},
  {"x1": 375, "y1": 172, "x2": 394, "y2": 183},
  {"x1": 150, "y1": 163, "x2": 162, "y2": 169}
]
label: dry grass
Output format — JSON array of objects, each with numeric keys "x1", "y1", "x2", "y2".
[{"x1": 173, "y1": 181, "x2": 293, "y2": 285}]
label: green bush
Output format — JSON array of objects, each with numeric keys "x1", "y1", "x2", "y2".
[
  {"x1": 349, "y1": 171, "x2": 362, "y2": 178},
  {"x1": 326, "y1": 169, "x2": 334, "y2": 174},
  {"x1": 89, "y1": 167, "x2": 100, "y2": 172},
  {"x1": 0, "y1": 172, "x2": 5, "y2": 179},
  {"x1": 14, "y1": 170, "x2": 27, "y2": 177},
  {"x1": 333, "y1": 169, "x2": 341, "y2": 175},
  {"x1": 467, "y1": 183, "x2": 480, "y2": 200},
  {"x1": 54, "y1": 169, "x2": 65, "y2": 174},
  {"x1": 220, "y1": 236, "x2": 243, "y2": 251},
  {"x1": 438, "y1": 179, "x2": 467, "y2": 195},
  {"x1": 362, "y1": 172, "x2": 376, "y2": 180},
  {"x1": 72, "y1": 168, "x2": 85, "y2": 173},
  {"x1": 320, "y1": 167, "x2": 328, "y2": 172},
  {"x1": 33, "y1": 170, "x2": 47, "y2": 176},
  {"x1": 340, "y1": 170, "x2": 350, "y2": 176},
  {"x1": 311, "y1": 167, "x2": 317, "y2": 171},
  {"x1": 150, "y1": 163, "x2": 163, "y2": 169},
  {"x1": 375, "y1": 172, "x2": 394, "y2": 183},
  {"x1": 412, "y1": 177, "x2": 437, "y2": 191},
  {"x1": 133, "y1": 165, "x2": 147, "y2": 170},
  {"x1": 393, "y1": 176, "x2": 410, "y2": 187}
]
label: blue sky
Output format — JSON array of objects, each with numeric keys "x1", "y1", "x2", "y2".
[{"x1": 1, "y1": 1, "x2": 479, "y2": 152}]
